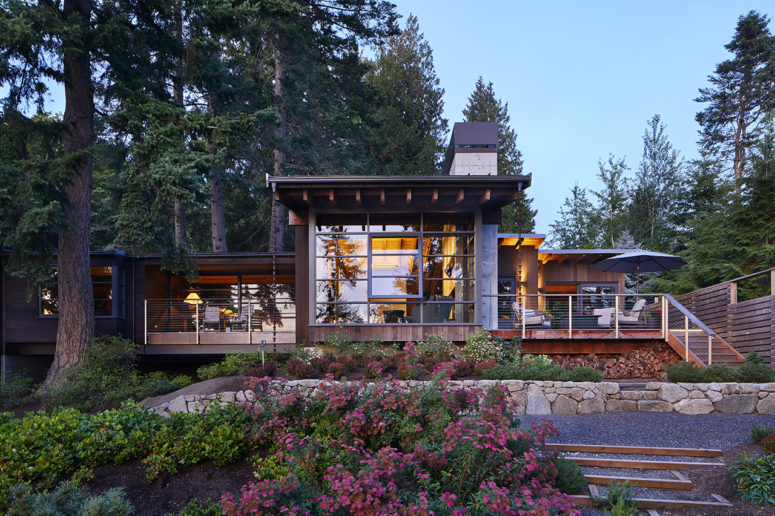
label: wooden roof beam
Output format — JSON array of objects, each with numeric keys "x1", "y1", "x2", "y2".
[
  {"x1": 380, "y1": 189, "x2": 385, "y2": 205},
  {"x1": 479, "y1": 188, "x2": 491, "y2": 204},
  {"x1": 355, "y1": 189, "x2": 361, "y2": 205},
  {"x1": 430, "y1": 189, "x2": 438, "y2": 205},
  {"x1": 406, "y1": 188, "x2": 412, "y2": 204},
  {"x1": 328, "y1": 189, "x2": 334, "y2": 203},
  {"x1": 302, "y1": 189, "x2": 308, "y2": 203},
  {"x1": 455, "y1": 189, "x2": 464, "y2": 204}
]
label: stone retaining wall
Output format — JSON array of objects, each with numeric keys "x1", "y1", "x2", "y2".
[{"x1": 150, "y1": 379, "x2": 775, "y2": 417}]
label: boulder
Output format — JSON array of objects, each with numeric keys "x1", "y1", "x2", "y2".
[
  {"x1": 706, "y1": 390, "x2": 723, "y2": 403},
  {"x1": 674, "y1": 398, "x2": 713, "y2": 415},
  {"x1": 606, "y1": 400, "x2": 637, "y2": 412},
  {"x1": 597, "y1": 382, "x2": 620, "y2": 395},
  {"x1": 658, "y1": 384, "x2": 688, "y2": 403},
  {"x1": 526, "y1": 384, "x2": 551, "y2": 415},
  {"x1": 638, "y1": 400, "x2": 672, "y2": 412},
  {"x1": 577, "y1": 398, "x2": 605, "y2": 415},
  {"x1": 552, "y1": 395, "x2": 578, "y2": 415},
  {"x1": 167, "y1": 396, "x2": 188, "y2": 413},
  {"x1": 714, "y1": 394, "x2": 757, "y2": 414},
  {"x1": 756, "y1": 395, "x2": 775, "y2": 415}
]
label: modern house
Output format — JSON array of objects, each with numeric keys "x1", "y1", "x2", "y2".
[{"x1": 3, "y1": 122, "x2": 769, "y2": 379}]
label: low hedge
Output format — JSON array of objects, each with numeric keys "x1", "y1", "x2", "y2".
[{"x1": 665, "y1": 353, "x2": 775, "y2": 384}]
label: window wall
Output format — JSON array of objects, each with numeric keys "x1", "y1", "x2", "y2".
[
  {"x1": 41, "y1": 266, "x2": 119, "y2": 317},
  {"x1": 315, "y1": 212, "x2": 476, "y2": 324}
]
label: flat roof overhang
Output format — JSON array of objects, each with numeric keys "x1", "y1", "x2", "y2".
[
  {"x1": 538, "y1": 249, "x2": 630, "y2": 264},
  {"x1": 267, "y1": 174, "x2": 532, "y2": 212}
]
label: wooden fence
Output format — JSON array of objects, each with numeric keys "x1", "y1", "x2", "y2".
[{"x1": 674, "y1": 269, "x2": 775, "y2": 366}]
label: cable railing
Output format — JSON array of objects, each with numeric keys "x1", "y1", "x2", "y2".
[
  {"x1": 144, "y1": 298, "x2": 296, "y2": 346},
  {"x1": 663, "y1": 294, "x2": 722, "y2": 365},
  {"x1": 485, "y1": 293, "x2": 665, "y2": 339}
]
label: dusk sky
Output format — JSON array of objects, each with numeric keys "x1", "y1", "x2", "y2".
[{"x1": 393, "y1": 1, "x2": 774, "y2": 236}]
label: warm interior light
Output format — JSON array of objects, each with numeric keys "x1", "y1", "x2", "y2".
[{"x1": 184, "y1": 292, "x2": 202, "y2": 304}]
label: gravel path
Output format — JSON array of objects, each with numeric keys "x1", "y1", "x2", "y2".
[{"x1": 523, "y1": 412, "x2": 775, "y2": 450}]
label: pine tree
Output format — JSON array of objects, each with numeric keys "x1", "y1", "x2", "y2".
[
  {"x1": 696, "y1": 10, "x2": 775, "y2": 182},
  {"x1": 629, "y1": 115, "x2": 684, "y2": 251},
  {"x1": 549, "y1": 184, "x2": 597, "y2": 248},
  {"x1": 462, "y1": 77, "x2": 535, "y2": 232},
  {"x1": 366, "y1": 14, "x2": 448, "y2": 175},
  {"x1": 592, "y1": 155, "x2": 630, "y2": 248}
]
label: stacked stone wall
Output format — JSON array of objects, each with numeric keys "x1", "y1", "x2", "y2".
[{"x1": 150, "y1": 379, "x2": 775, "y2": 417}]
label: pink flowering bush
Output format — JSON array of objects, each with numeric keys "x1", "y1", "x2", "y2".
[{"x1": 226, "y1": 377, "x2": 579, "y2": 515}]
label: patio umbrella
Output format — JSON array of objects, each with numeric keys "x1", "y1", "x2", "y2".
[{"x1": 592, "y1": 250, "x2": 687, "y2": 294}]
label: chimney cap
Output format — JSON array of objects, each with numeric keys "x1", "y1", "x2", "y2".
[{"x1": 442, "y1": 122, "x2": 498, "y2": 174}]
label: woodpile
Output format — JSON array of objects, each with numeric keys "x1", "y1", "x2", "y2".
[{"x1": 551, "y1": 342, "x2": 682, "y2": 380}]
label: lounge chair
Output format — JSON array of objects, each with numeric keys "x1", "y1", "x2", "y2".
[
  {"x1": 594, "y1": 299, "x2": 647, "y2": 327},
  {"x1": 512, "y1": 301, "x2": 548, "y2": 328},
  {"x1": 230, "y1": 305, "x2": 251, "y2": 331},
  {"x1": 202, "y1": 306, "x2": 221, "y2": 331}
]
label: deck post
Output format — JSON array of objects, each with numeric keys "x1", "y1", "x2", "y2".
[
  {"x1": 248, "y1": 301, "x2": 252, "y2": 346},
  {"x1": 771, "y1": 269, "x2": 775, "y2": 296},
  {"x1": 144, "y1": 299, "x2": 148, "y2": 347},
  {"x1": 708, "y1": 335, "x2": 713, "y2": 365},
  {"x1": 195, "y1": 301, "x2": 200, "y2": 345},
  {"x1": 684, "y1": 315, "x2": 689, "y2": 361},
  {"x1": 568, "y1": 295, "x2": 572, "y2": 339},
  {"x1": 614, "y1": 296, "x2": 619, "y2": 339},
  {"x1": 661, "y1": 296, "x2": 667, "y2": 341},
  {"x1": 521, "y1": 298, "x2": 526, "y2": 340}
]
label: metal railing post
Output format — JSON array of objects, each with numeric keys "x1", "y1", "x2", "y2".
[
  {"x1": 684, "y1": 315, "x2": 689, "y2": 361},
  {"x1": 248, "y1": 301, "x2": 252, "y2": 346},
  {"x1": 144, "y1": 299, "x2": 148, "y2": 347},
  {"x1": 195, "y1": 300, "x2": 200, "y2": 345},
  {"x1": 521, "y1": 297, "x2": 526, "y2": 340},
  {"x1": 708, "y1": 335, "x2": 713, "y2": 365},
  {"x1": 662, "y1": 296, "x2": 667, "y2": 341},
  {"x1": 568, "y1": 295, "x2": 573, "y2": 339},
  {"x1": 614, "y1": 295, "x2": 619, "y2": 339}
]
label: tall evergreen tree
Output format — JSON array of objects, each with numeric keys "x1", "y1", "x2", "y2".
[
  {"x1": 366, "y1": 14, "x2": 447, "y2": 175},
  {"x1": 592, "y1": 155, "x2": 629, "y2": 248},
  {"x1": 629, "y1": 115, "x2": 683, "y2": 251},
  {"x1": 462, "y1": 76, "x2": 535, "y2": 232},
  {"x1": 548, "y1": 184, "x2": 597, "y2": 249},
  {"x1": 696, "y1": 10, "x2": 775, "y2": 182}
]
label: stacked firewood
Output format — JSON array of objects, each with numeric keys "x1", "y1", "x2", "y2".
[{"x1": 551, "y1": 342, "x2": 681, "y2": 380}]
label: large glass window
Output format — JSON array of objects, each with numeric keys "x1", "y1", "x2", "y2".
[
  {"x1": 314, "y1": 212, "x2": 476, "y2": 324},
  {"x1": 41, "y1": 266, "x2": 118, "y2": 317}
]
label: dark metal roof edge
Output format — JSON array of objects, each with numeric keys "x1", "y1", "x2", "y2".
[
  {"x1": 268, "y1": 174, "x2": 532, "y2": 186},
  {"x1": 498, "y1": 233, "x2": 547, "y2": 239},
  {"x1": 538, "y1": 249, "x2": 631, "y2": 254}
]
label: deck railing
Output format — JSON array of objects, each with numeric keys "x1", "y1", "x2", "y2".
[
  {"x1": 144, "y1": 298, "x2": 296, "y2": 346},
  {"x1": 487, "y1": 293, "x2": 665, "y2": 339},
  {"x1": 664, "y1": 294, "x2": 722, "y2": 365}
]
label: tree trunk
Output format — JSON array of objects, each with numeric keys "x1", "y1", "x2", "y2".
[
  {"x1": 269, "y1": 29, "x2": 286, "y2": 253},
  {"x1": 172, "y1": 0, "x2": 187, "y2": 251},
  {"x1": 209, "y1": 155, "x2": 228, "y2": 253},
  {"x1": 43, "y1": 0, "x2": 95, "y2": 389}
]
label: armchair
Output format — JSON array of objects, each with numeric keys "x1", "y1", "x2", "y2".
[
  {"x1": 511, "y1": 301, "x2": 548, "y2": 328},
  {"x1": 594, "y1": 298, "x2": 647, "y2": 327}
]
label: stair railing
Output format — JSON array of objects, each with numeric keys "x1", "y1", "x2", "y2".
[{"x1": 663, "y1": 294, "x2": 718, "y2": 364}]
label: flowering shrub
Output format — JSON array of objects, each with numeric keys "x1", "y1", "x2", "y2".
[
  {"x1": 283, "y1": 358, "x2": 314, "y2": 379},
  {"x1": 474, "y1": 360, "x2": 500, "y2": 376},
  {"x1": 731, "y1": 453, "x2": 775, "y2": 505},
  {"x1": 363, "y1": 361, "x2": 384, "y2": 379},
  {"x1": 461, "y1": 330, "x2": 502, "y2": 364},
  {"x1": 418, "y1": 334, "x2": 458, "y2": 360},
  {"x1": 228, "y1": 378, "x2": 580, "y2": 515},
  {"x1": 326, "y1": 361, "x2": 346, "y2": 378}
]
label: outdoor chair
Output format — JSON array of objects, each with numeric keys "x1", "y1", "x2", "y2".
[
  {"x1": 511, "y1": 301, "x2": 548, "y2": 328},
  {"x1": 594, "y1": 298, "x2": 647, "y2": 327},
  {"x1": 230, "y1": 305, "x2": 251, "y2": 331},
  {"x1": 202, "y1": 306, "x2": 221, "y2": 331}
]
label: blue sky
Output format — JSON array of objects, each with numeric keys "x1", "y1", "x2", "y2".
[{"x1": 392, "y1": 1, "x2": 774, "y2": 234}]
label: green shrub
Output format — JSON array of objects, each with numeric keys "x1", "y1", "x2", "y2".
[
  {"x1": 664, "y1": 361, "x2": 704, "y2": 383},
  {"x1": 168, "y1": 499, "x2": 221, "y2": 516},
  {"x1": 750, "y1": 423, "x2": 775, "y2": 443},
  {"x1": 480, "y1": 362, "x2": 569, "y2": 381},
  {"x1": 461, "y1": 330, "x2": 502, "y2": 363},
  {"x1": 762, "y1": 434, "x2": 775, "y2": 454},
  {"x1": 196, "y1": 353, "x2": 261, "y2": 380},
  {"x1": 737, "y1": 353, "x2": 775, "y2": 383},
  {"x1": 418, "y1": 334, "x2": 457, "y2": 359},
  {"x1": 136, "y1": 372, "x2": 193, "y2": 400},
  {"x1": 497, "y1": 336, "x2": 522, "y2": 363},
  {"x1": 322, "y1": 330, "x2": 352, "y2": 351},
  {"x1": 701, "y1": 363, "x2": 739, "y2": 383},
  {"x1": 593, "y1": 481, "x2": 637, "y2": 516},
  {"x1": 0, "y1": 374, "x2": 35, "y2": 410},
  {"x1": 568, "y1": 366, "x2": 603, "y2": 382},
  {"x1": 283, "y1": 358, "x2": 314, "y2": 379},
  {"x1": 6, "y1": 482, "x2": 132, "y2": 516},
  {"x1": 730, "y1": 453, "x2": 775, "y2": 505},
  {"x1": 553, "y1": 456, "x2": 587, "y2": 494}
]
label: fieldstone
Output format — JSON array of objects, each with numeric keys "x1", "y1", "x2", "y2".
[
  {"x1": 526, "y1": 384, "x2": 551, "y2": 415},
  {"x1": 761, "y1": 383, "x2": 775, "y2": 392},
  {"x1": 645, "y1": 382, "x2": 662, "y2": 390},
  {"x1": 722, "y1": 384, "x2": 740, "y2": 395},
  {"x1": 503, "y1": 380, "x2": 524, "y2": 392},
  {"x1": 298, "y1": 379, "x2": 318, "y2": 388},
  {"x1": 659, "y1": 384, "x2": 688, "y2": 403},
  {"x1": 153, "y1": 407, "x2": 171, "y2": 418},
  {"x1": 556, "y1": 388, "x2": 572, "y2": 395},
  {"x1": 545, "y1": 387, "x2": 556, "y2": 394},
  {"x1": 184, "y1": 394, "x2": 195, "y2": 402},
  {"x1": 714, "y1": 394, "x2": 757, "y2": 414},
  {"x1": 642, "y1": 391, "x2": 658, "y2": 400},
  {"x1": 462, "y1": 380, "x2": 475, "y2": 386},
  {"x1": 689, "y1": 390, "x2": 706, "y2": 399},
  {"x1": 553, "y1": 395, "x2": 578, "y2": 415},
  {"x1": 510, "y1": 391, "x2": 526, "y2": 406},
  {"x1": 706, "y1": 382, "x2": 722, "y2": 391},
  {"x1": 546, "y1": 393, "x2": 558, "y2": 403},
  {"x1": 695, "y1": 384, "x2": 709, "y2": 392},
  {"x1": 570, "y1": 388, "x2": 585, "y2": 402},
  {"x1": 606, "y1": 400, "x2": 637, "y2": 412},
  {"x1": 168, "y1": 396, "x2": 187, "y2": 413},
  {"x1": 740, "y1": 384, "x2": 762, "y2": 394},
  {"x1": 583, "y1": 390, "x2": 595, "y2": 400},
  {"x1": 577, "y1": 398, "x2": 605, "y2": 415},
  {"x1": 674, "y1": 398, "x2": 714, "y2": 415},
  {"x1": 638, "y1": 400, "x2": 673, "y2": 412},
  {"x1": 597, "y1": 382, "x2": 620, "y2": 395},
  {"x1": 621, "y1": 391, "x2": 642, "y2": 401},
  {"x1": 219, "y1": 391, "x2": 236, "y2": 403},
  {"x1": 756, "y1": 396, "x2": 775, "y2": 415},
  {"x1": 706, "y1": 390, "x2": 723, "y2": 403}
]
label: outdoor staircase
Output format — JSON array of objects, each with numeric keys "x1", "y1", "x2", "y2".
[{"x1": 663, "y1": 294, "x2": 745, "y2": 368}]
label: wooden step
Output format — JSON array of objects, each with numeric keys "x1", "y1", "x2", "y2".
[
  {"x1": 547, "y1": 443, "x2": 722, "y2": 457},
  {"x1": 570, "y1": 457, "x2": 724, "y2": 470},
  {"x1": 571, "y1": 494, "x2": 733, "y2": 510},
  {"x1": 584, "y1": 474, "x2": 692, "y2": 491}
]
